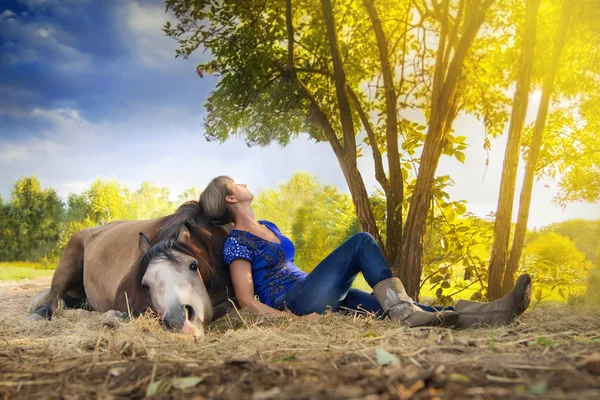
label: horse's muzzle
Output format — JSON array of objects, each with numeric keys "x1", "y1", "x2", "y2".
[{"x1": 163, "y1": 304, "x2": 204, "y2": 337}]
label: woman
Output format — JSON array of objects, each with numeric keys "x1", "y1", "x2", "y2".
[{"x1": 200, "y1": 176, "x2": 532, "y2": 328}]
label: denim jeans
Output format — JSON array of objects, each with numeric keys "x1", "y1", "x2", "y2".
[{"x1": 274, "y1": 232, "x2": 452, "y2": 316}]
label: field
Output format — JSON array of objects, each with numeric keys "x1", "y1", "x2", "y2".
[
  {"x1": 1, "y1": 275, "x2": 599, "y2": 399},
  {"x1": 0, "y1": 263, "x2": 55, "y2": 282}
]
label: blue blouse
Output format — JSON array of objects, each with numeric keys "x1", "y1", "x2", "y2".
[{"x1": 223, "y1": 220, "x2": 307, "y2": 307}]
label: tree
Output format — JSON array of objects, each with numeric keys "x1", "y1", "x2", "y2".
[
  {"x1": 252, "y1": 172, "x2": 358, "y2": 270},
  {"x1": 537, "y1": 219, "x2": 600, "y2": 265},
  {"x1": 500, "y1": 0, "x2": 576, "y2": 297},
  {"x1": 521, "y1": 232, "x2": 591, "y2": 288},
  {"x1": 487, "y1": 0, "x2": 541, "y2": 300},
  {"x1": 130, "y1": 182, "x2": 177, "y2": 220},
  {"x1": 1, "y1": 177, "x2": 64, "y2": 261},
  {"x1": 177, "y1": 186, "x2": 203, "y2": 204},
  {"x1": 165, "y1": 0, "x2": 512, "y2": 298}
]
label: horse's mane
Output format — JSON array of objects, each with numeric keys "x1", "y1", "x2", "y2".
[
  {"x1": 136, "y1": 238, "x2": 213, "y2": 289},
  {"x1": 150, "y1": 200, "x2": 229, "y2": 265},
  {"x1": 151, "y1": 201, "x2": 203, "y2": 244}
]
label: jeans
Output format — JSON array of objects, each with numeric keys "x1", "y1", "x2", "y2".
[{"x1": 274, "y1": 232, "x2": 452, "y2": 316}]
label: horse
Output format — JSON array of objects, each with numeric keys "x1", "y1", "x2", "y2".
[{"x1": 27, "y1": 201, "x2": 235, "y2": 335}]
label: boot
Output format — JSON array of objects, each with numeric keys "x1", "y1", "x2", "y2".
[
  {"x1": 373, "y1": 278, "x2": 458, "y2": 328},
  {"x1": 454, "y1": 274, "x2": 532, "y2": 329}
]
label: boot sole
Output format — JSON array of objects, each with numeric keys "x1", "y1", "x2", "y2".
[{"x1": 407, "y1": 312, "x2": 459, "y2": 328}]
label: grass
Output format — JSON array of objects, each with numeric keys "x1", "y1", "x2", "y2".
[
  {"x1": 0, "y1": 262, "x2": 54, "y2": 281},
  {"x1": 1, "y1": 276, "x2": 599, "y2": 399}
]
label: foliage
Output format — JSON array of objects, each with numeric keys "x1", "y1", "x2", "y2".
[
  {"x1": 163, "y1": 0, "x2": 520, "y2": 297},
  {"x1": 252, "y1": 172, "x2": 358, "y2": 271},
  {"x1": 0, "y1": 177, "x2": 64, "y2": 262},
  {"x1": 0, "y1": 178, "x2": 194, "y2": 264},
  {"x1": 531, "y1": 219, "x2": 600, "y2": 265},
  {"x1": 521, "y1": 233, "x2": 592, "y2": 299}
]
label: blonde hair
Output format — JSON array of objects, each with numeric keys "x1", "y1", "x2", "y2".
[{"x1": 200, "y1": 176, "x2": 235, "y2": 225}]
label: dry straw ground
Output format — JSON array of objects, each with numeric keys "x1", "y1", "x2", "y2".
[{"x1": 1, "y1": 277, "x2": 599, "y2": 400}]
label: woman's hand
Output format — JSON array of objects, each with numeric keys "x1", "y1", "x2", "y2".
[{"x1": 295, "y1": 312, "x2": 321, "y2": 322}]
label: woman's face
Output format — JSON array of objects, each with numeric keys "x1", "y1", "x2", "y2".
[{"x1": 230, "y1": 182, "x2": 254, "y2": 204}]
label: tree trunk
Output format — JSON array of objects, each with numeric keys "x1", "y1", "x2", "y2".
[
  {"x1": 401, "y1": 0, "x2": 494, "y2": 299},
  {"x1": 338, "y1": 155, "x2": 385, "y2": 248},
  {"x1": 487, "y1": 0, "x2": 541, "y2": 301},
  {"x1": 363, "y1": 0, "x2": 403, "y2": 269},
  {"x1": 501, "y1": 0, "x2": 573, "y2": 295},
  {"x1": 318, "y1": 0, "x2": 384, "y2": 250}
]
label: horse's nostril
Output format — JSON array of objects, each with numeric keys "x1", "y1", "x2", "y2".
[{"x1": 184, "y1": 304, "x2": 196, "y2": 321}]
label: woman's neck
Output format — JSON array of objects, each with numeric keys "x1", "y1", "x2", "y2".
[{"x1": 233, "y1": 204, "x2": 259, "y2": 230}]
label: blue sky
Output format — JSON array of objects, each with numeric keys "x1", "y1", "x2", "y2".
[{"x1": 1, "y1": 0, "x2": 598, "y2": 228}]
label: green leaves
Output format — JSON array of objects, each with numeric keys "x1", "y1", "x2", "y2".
[
  {"x1": 375, "y1": 349, "x2": 399, "y2": 366},
  {"x1": 146, "y1": 376, "x2": 204, "y2": 396}
]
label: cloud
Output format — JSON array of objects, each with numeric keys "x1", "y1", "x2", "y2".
[
  {"x1": 17, "y1": 0, "x2": 87, "y2": 15},
  {"x1": 121, "y1": 1, "x2": 178, "y2": 67},
  {"x1": 0, "y1": 11, "x2": 91, "y2": 70},
  {"x1": 1, "y1": 10, "x2": 16, "y2": 19},
  {"x1": 0, "y1": 144, "x2": 31, "y2": 163}
]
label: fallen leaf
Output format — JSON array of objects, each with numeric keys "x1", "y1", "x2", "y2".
[
  {"x1": 109, "y1": 367, "x2": 126, "y2": 377},
  {"x1": 528, "y1": 381, "x2": 548, "y2": 394},
  {"x1": 486, "y1": 374, "x2": 524, "y2": 383},
  {"x1": 376, "y1": 349, "x2": 400, "y2": 366},
  {"x1": 253, "y1": 387, "x2": 281, "y2": 400},
  {"x1": 448, "y1": 373, "x2": 471, "y2": 383},
  {"x1": 146, "y1": 379, "x2": 172, "y2": 397},
  {"x1": 172, "y1": 376, "x2": 204, "y2": 390}
]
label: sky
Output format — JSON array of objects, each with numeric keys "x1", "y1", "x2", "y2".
[{"x1": 1, "y1": 0, "x2": 598, "y2": 229}]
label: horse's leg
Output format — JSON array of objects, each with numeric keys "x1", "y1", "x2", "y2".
[{"x1": 27, "y1": 232, "x2": 85, "y2": 321}]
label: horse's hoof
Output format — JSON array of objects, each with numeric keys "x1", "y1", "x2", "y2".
[
  {"x1": 103, "y1": 310, "x2": 126, "y2": 321},
  {"x1": 26, "y1": 313, "x2": 46, "y2": 322}
]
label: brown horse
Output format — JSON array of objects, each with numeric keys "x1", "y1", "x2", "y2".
[{"x1": 27, "y1": 201, "x2": 235, "y2": 335}]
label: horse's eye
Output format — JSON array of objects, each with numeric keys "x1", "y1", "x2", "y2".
[
  {"x1": 189, "y1": 261, "x2": 198, "y2": 271},
  {"x1": 141, "y1": 283, "x2": 150, "y2": 291}
]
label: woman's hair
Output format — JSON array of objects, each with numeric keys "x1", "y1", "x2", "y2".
[{"x1": 199, "y1": 175, "x2": 235, "y2": 226}]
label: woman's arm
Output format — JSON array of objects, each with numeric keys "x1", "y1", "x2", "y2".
[{"x1": 230, "y1": 259, "x2": 318, "y2": 321}]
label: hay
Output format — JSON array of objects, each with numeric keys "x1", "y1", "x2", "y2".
[{"x1": 1, "y1": 277, "x2": 599, "y2": 399}]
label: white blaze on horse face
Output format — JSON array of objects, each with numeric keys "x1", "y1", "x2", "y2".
[{"x1": 141, "y1": 254, "x2": 212, "y2": 331}]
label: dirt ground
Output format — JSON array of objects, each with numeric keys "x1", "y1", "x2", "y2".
[{"x1": 1, "y1": 277, "x2": 599, "y2": 400}]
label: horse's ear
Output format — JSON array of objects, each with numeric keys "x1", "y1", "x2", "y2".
[
  {"x1": 177, "y1": 225, "x2": 191, "y2": 243},
  {"x1": 139, "y1": 232, "x2": 151, "y2": 253}
]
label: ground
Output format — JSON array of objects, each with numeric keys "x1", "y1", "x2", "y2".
[{"x1": 1, "y1": 277, "x2": 599, "y2": 400}]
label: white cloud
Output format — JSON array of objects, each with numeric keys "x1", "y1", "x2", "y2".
[
  {"x1": 0, "y1": 13, "x2": 91, "y2": 70},
  {"x1": 1, "y1": 10, "x2": 16, "y2": 19},
  {"x1": 0, "y1": 144, "x2": 32, "y2": 163},
  {"x1": 1, "y1": 100, "x2": 598, "y2": 229},
  {"x1": 0, "y1": 105, "x2": 346, "y2": 203},
  {"x1": 122, "y1": 1, "x2": 178, "y2": 67}
]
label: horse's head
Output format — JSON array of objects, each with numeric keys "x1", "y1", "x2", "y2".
[{"x1": 137, "y1": 226, "x2": 213, "y2": 337}]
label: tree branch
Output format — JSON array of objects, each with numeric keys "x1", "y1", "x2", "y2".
[
  {"x1": 285, "y1": 0, "x2": 296, "y2": 78},
  {"x1": 295, "y1": 67, "x2": 390, "y2": 193},
  {"x1": 321, "y1": 0, "x2": 357, "y2": 159}
]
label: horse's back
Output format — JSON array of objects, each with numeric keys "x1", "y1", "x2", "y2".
[{"x1": 81, "y1": 218, "x2": 160, "y2": 311}]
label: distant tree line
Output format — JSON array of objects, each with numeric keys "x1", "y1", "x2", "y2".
[{"x1": 0, "y1": 174, "x2": 598, "y2": 302}]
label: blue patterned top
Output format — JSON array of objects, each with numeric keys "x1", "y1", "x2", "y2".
[{"x1": 223, "y1": 220, "x2": 307, "y2": 307}]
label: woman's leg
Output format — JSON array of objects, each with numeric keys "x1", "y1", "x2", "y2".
[{"x1": 278, "y1": 232, "x2": 392, "y2": 315}]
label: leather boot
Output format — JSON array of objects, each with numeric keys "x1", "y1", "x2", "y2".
[
  {"x1": 373, "y1": 278, "x2": 458, "y2": 328},
  {"x1": 455, "y1": 274, "x2": 532, "y2": 329}
]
